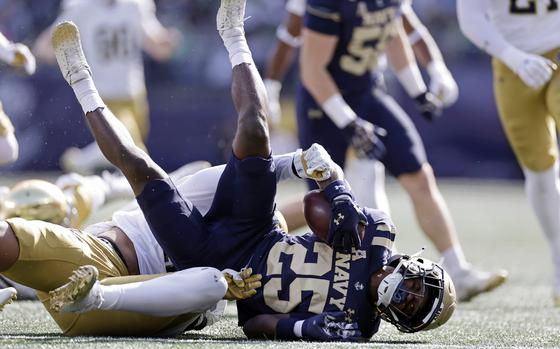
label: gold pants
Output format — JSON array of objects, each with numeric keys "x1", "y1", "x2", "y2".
[
  {"x1": 493, "y1": 47, "x2": 560, "y2": 172},
  {"x1": 106, "y1": 94, "x2": 149, "y2": 151},
  {"x1": 2, "y1": 218, "x2": 197, "y2": 336}
]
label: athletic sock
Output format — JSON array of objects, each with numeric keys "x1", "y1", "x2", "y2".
[
  {"x1": 523, "y1": 163, "x2": 560, "y2": 293},
  {"x1": 98, "y1": 268, "x2": 227, "y2": 317},
  {"x1": 442, "y1": 244, "x2": 469, "y2": 277},
  {"x1": 71, "y1": 75, "x2": 105, "y2": 114},
  {"x1": 220, "y1": 27, "x2": 253, "y2": 68}
]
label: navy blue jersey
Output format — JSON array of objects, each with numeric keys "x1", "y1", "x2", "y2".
[
  {"x1": 237, "y1": 208, "x2": 396, "y2": 339},
  {"x1": 305, "y1": 0, "x2": 403, "y2": 94}
]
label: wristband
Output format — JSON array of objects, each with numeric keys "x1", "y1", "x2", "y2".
[
  {"x1": 324, "y1": 179, "x2": 354, "y2": 202},
  {"x1": 292, "y1": 148, "x2": 304, "y2": 178},
  {"x1": 276, "y1": 318, "x2": 300, "y2": 339},
  {"x1": 396, "y1": 64, "x2": 427, "y2": 98},
  {"x1": 276, "y1": 25, "x2": 302, "y2": 48},
  {"x1": 321, "y1": 94, "x2": 357, "y2": 129}
]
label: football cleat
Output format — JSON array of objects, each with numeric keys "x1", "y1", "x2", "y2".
[
  {"x1": 0, "y1": 287, "x2": 17, "y2": 311},
  {"x1": 453, "y1": 267, "x2": 508, "y2": 302},
  {"x1": 49, "y1": 265, "x2": 101, "y2": 313},
  {"x1": 52, "y1": 21, "x2": 91, "y2": 86},
  {"x1": 217, "y1": 0, "x2": 246, "y2": 33}
]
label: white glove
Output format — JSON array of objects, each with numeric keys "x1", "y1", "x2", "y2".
[
  {"x1": 427, "y1": 61, "x2": 458, "y2": 107},
  {"x1": 0, "y1": 42, "x2": 36, "y2": 75},
  {"x1": 500, "y1": 46, "x2": 557, "y2": 90},
  {"x1": 264, "y1": 79, "x2": 282, "y2": 125},
  {"x1": 293, "y1": 143, "x2": 333, "y2": 181}
]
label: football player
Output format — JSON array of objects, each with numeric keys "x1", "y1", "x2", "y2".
[
  {"x1": 45, "y1": 0, "x2": 455, "y2": 340},
  {"x1": 0, "y1": 31, "x2": 36, "y2": 165},
  {"x1": 264, "y1": 0, "x2": 457, "y2": 232},
  {"x1": 35, "y1": 0, "x2": 179, "y2": 174},
  {"x1": 457, "y1": 0, "x2": 560, "y2": 306},
  {"x1": 293, "y1": 0, "x2": 507, "y2": 302}
]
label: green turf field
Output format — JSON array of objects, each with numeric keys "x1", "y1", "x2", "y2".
[{"x1": 1, "y1": 177, "x2": 559, "y2": 348}]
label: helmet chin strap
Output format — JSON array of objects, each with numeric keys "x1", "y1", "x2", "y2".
[{"x1": 377, "y1": 247, "x2": 426, "y2": 307}]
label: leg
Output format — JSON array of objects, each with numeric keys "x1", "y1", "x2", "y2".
[
  {"x1": 0, "y1": 221, "x2": 20, "y2": 272},
  {"x1": 52, "y1": 22, "x2": 166, "y2": 196},
  {"x1": 218, "y1": 0, "x2": 271, "y2": 159},
  {"x1": 344, "y1": 158, "x2": 390, "y2": 214}
]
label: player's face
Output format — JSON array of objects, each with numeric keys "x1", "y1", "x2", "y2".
[{"x1": 391, "y1": 277, "x2": 429, "y2": 319}]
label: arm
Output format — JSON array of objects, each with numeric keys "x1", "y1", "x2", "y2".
[
  {"x1": 243, "y1": 314, "x2": 288, "y2": 339},
  {"x1": 402, "y1": 6, "x2": 458, "y2": 107},
  {"x1": 264, "y1": 11, "x2": 303, "y2": 124},
  {"x1": 140, "y1": 0, "x2": 179, "y2": 61},
  {"x1": 386, "y1": 20, "x2": 442, "y2": 120},
  {"x1": 457, "y1": 0, "x2": 556, "y2": 89}
]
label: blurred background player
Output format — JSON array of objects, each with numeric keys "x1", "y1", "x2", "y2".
[
  {"x1": 0, "y1": 31, "x2": 36, "y2": 165},
  {"x1": 35, "y1": 0, "x2": 179, "y2": 174},
  {"x1": 457, "y1": 0, "x2": 560, "y2": 306},
  {"x1": 294, "y1": 0, "x2": 506, "y2": 302},
  {"x1": 264, "y1": 0, "x2": 458, "y2": 226}
]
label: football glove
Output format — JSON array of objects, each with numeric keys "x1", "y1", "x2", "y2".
[
  {"x1": 500, "y1": 46, "x2": 557, "y2": 90},
  {"x1": 414, "y1": 91, "x2": 443, "y2": 121},
  {"x1": 324, "y1": 180, "x2": 367, "y2": 253},
  {"x1": 427, "y1": 61, "x2": 458, "y2": 107},
  {"x1": 342, "y1": 118, "x2": 386, "y2": 160},
  {"x1": 292, "y1": 143, "x2": 333, "y2": 181},
  {"x1": 301, "y1": 311, "x2": 362, "y2": 341},
  {"x1": 222, "y1": 268, "x2": 262, "y2": 301}
]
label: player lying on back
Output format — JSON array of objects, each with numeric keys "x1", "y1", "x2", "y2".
[
  {"x1": 45, "y1": 0, "x2": 456, "y2": 341},
  {"x1": 457, "y1": 0, "x2": 560, "y2": 306}
]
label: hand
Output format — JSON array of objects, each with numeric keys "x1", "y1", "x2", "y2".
[
  {"x1": 342, "y1": 118, "x2": 386, "y2": 160},
  {"x1": 222, "y1": 267, "x2": 262, "y2": 301},
  {"x1": 501, "y1": 47, "x2": 557, "y2": 90},
  {"x1": 264, "y1": 79, "x2": 282, "y2": 125},
  {"x1": 293, "y1": 143, "x2": 333, "y2": 181},
  {"x1": 11, "y1": 43, "x2": 36, "y2": 75},
  {"x1": 328, "y1": 195, "x2": 367, "y2": 253},
  {"x1": 427, "y1": 61, "x2": 458, "y2": 107},
  {"x1": 301, "y1": 311, "x2": 362, "y2": 341},
  {"x1": 414, "y1": 91, "x2": 443, "y2": 121}
]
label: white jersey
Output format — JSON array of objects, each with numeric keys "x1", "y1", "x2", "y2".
[
  {"x1": 86, "y1": 153, "x2": 297, "y2": 275},
  {"x1": 56, "y1": 0, "x2": 161, "y2": 99},
  {"x1": 488, "y1": 1, "x2": 560, "y2": 54}
]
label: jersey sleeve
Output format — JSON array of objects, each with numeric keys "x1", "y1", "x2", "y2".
[
  {"x1": 304, "y1": 0, "x2": 342, "y2": 36},
  {"x1": 364, "y1": 208, "x2": 396, "y2": 271}
]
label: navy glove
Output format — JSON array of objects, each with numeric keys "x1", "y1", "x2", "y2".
[
  {"x1": 414, "y1": 91, "x2": 443, "y2": 121},
  {"x1": 302, "y1": 311, "x2": 362, "y2": 341},
  {"x1": 324, "y1": 180, "x2": 367, "y2": 253},
  {"x1": 342, "y1": 118, "x2": 386, "y2": 160}
]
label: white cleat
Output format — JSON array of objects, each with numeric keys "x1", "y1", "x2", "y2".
[
  {"x1": 453, "y1": 268, "x2": 508, "y2": 302},
  {"x1": 49, "y1": 265, "x2": 102, "y2": 313},
  {"x1": 216, "y1": 0, "x2": 246, "y2": 33},
  {"x1": 52, "y1": 21, "x2": 91, "y2": 86},
  {"x1": 0, "y1": 287, "x2": 17, "y2": 311}
]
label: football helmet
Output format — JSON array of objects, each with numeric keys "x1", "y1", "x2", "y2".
[
  {"x1": 376, "y1": 250, "x2": 456, "y2": 333},
  {"x1": 1, "y1": 179, "x2": 69, "y2": 225}
]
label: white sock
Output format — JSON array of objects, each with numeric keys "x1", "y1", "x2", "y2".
[
  {"x1": 344, "y1": 158, "x2": 390, "y2": 215},
  {"x1": 524, "y1": 163, "x2": 560, "y2": 292},
  {"x1": 220, "y1": 27, "x2": 253, "y2": 68},
  {"x1": 442, "y1": 245, "x2": 469, "y2": 277},
  {"x1": 71, "y1": 77, "x2": 105, "y2": 114},
  {"x1": 98, "y1": 267, "x2": 228, "y2": 317}
]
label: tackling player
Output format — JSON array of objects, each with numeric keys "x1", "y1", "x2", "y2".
[
  {"x1": 0, "y1": 31, "x2": 36, "y2": 165},
  {"x1": 457, "y1": 0, "x2": 560, "y2": 306},
  {"x1": 35, "y1": 0, "x2": 179, "y2": 174},
  {"x1": 46, "y1": 0, "x2": 456, "y2": 340}
]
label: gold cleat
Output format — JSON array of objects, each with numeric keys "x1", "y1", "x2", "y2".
[
  {"x1": 49, "y1": 265, "x2": 99, "y2": 313},
  {"x1": 0, "y1": 287, "x2": 17, "y2": 312},
  {"x1": 51, "y1": 21, "x2": 91, "y2": 85},
  {"x1": 455, "y1": 268, "x2": 508, "y2": 302}
]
